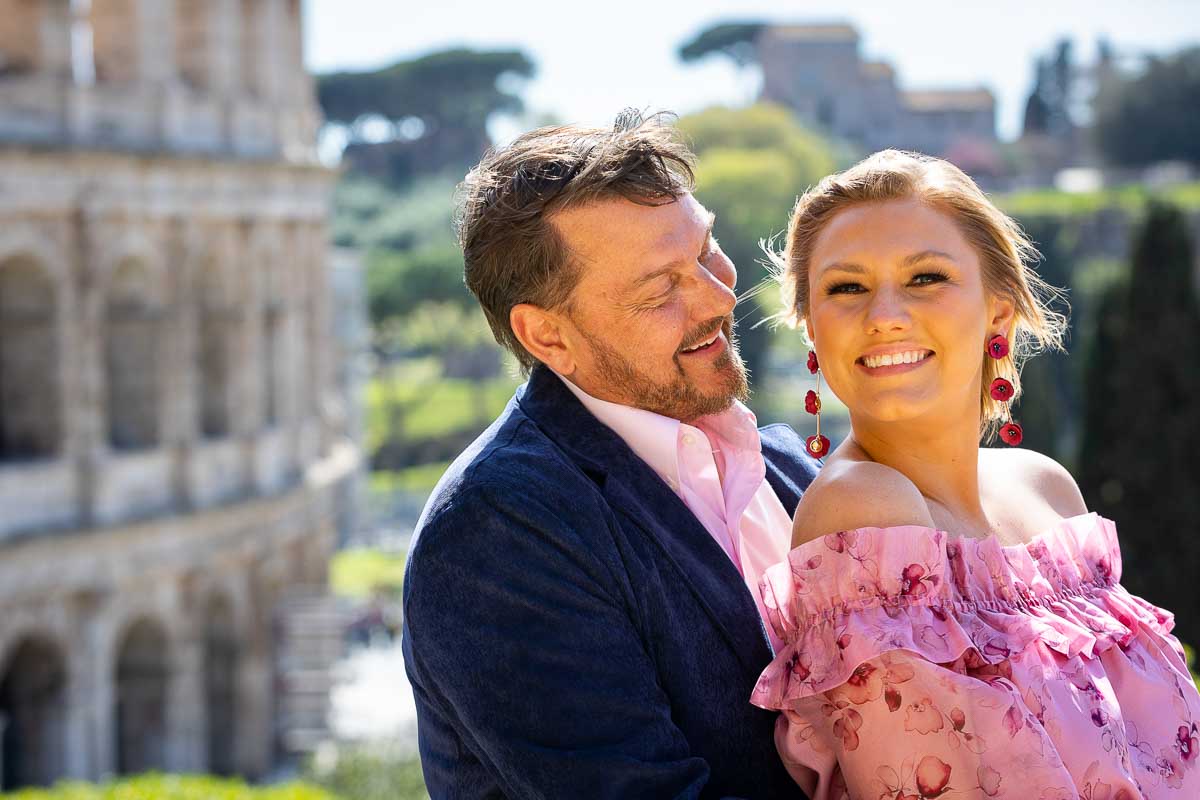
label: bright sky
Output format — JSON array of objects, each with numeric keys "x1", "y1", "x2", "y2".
[{"x1": 305, "y1": 0, "x2": 1199, "y2": 143}]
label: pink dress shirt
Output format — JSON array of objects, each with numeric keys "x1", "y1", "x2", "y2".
[{"x1": 558, "y1": 374, "x2": 794, "y2": 651}]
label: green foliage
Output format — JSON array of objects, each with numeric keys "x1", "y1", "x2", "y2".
[
  {"x1": 367, "y1": 249, "x2": 470, "y2": 325},
  {"x1": 318, "y1": 49, "x2": 533, "y2": 128},
  {"x1": 997, "y1": 182, "x2": 1200, "y2": 218},
  {"x1": 366, "y1": 366, "x2": 517, "y2": 450},
  {"x1": 330, "y1": 548, "x2": 409, "y2": 599},
  {"x1": 306, "y1": 746, "x2": 428, "y2": 800},
  {"x1": 0, "y1": 774, "x2": 338, "y2": 800},
  {"x1": 678, "y1": 22, "x2": 765, "y2": 66},
  {"x1": 317, "y1": 48, "x2": 534, "y2": 184},
  {"x1": 369, "y1": 462, "x2": 453, "y2": 497},
  {"x1": 1094, "y1": 46, "x2": 1200, "y2": 167},
  {"x1": 1078, "y1": 202, "x2": 1200, "y2": 646},
  {"x1": 677, "y1": 104, "x2": 835, "y2": 394}
]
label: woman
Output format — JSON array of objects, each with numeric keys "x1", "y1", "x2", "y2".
[{"x1": 753, "y1": 150, "x2": 1200, "y2": 798}]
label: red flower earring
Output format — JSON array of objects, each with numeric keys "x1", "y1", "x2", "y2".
[
  {"x1": 987, "y1": 334, "x2": 1022, "y2": 446},
  {"x1": 805, "y1": 349, "x2": 831, "y2": 458}
]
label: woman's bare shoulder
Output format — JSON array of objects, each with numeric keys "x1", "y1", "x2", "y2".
[
  {"x1": 792, "y1": 457, "x2": 936, "y2": 548},
  {"x1": 981, "y1": 447, "x2": 1089, "y2": 518}
]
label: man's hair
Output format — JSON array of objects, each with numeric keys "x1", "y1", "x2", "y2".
[{"x1": 455, "y1": 109, "x2": 697, "y2": 372}]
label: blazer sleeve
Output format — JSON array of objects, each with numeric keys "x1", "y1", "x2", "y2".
[{"x1": 402, "y1": 479, "x2": 745, "y2": 800}]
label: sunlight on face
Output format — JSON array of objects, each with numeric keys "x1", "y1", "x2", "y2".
[
  {"x1": 552, "y1": 193, "x2": 748, "y2": 421},
  {"x1": 805, "y1": 197, "x2": 1003, "y2": 427}
]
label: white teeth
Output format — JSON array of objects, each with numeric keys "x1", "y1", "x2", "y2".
[
  {"x1": 863, "y1": 350, "x2": 930, "y2": 369},
  {"x1": 683, "y1": 333, "x2": 718, "y2": 353}
]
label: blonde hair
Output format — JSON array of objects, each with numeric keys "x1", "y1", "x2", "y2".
[{"x1": 775, "y1": 150, "x2": 1067, "y2": 438}]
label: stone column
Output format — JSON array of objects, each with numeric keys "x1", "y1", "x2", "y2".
[
  {"x1": 234, "y1": 221, "x2": 263, "y2": 496},
  {"x1": 164, "y1": 219, "x2": 197, "y2": 511},
  {"x1": 72, "y1": 210, "x2": 107, "y2": 528},
  {"x1": 165, "y1": 600, "x2": 206, "y2": 772}
]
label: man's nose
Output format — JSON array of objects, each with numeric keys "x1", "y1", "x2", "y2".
[
  {"x1": 864, "y1": 285, "x2": 912, "y2": 334},
  {"x1": 694, "y1": 251, "x2": 737, "y2": 317}
]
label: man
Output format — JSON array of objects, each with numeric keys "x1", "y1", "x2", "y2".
[{"x1": 402, "y1": 110, "x2": 819, "y2": 799}]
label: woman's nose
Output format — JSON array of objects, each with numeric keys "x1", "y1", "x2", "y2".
[{"x1": 864, "y1": 286, "x2": 912, "y2": 334}]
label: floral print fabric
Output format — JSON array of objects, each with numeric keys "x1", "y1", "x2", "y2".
[{"x1": 751, "y1": 513, "x2": 1200, "y2": 799}]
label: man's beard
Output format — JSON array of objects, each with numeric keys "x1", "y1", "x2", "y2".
[{"x1": 576, "y1": 315, "x2": 750, "y2": 423}]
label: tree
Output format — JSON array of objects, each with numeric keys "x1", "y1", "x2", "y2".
[
  {"x1": 1078, "y1": 202, "x2": 1200, "y2": 645},
  {"x1": 678, "y1": 22, "x2": 765, "y2": 67},
  {"x1": 677, "y1": 104, "x2": 835, "y2": 398},
  {"x1": 317, "y1": 48, "x2": 535, "y2": 184},
  {"x1": 1021, "y1": 39, "x2": 1076, "y2": 138},
  {"x1": 1093, "y1": 46, "x2": 1200, "y2": 167}
]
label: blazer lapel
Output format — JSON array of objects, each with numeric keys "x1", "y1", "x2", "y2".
[{"x1": 518, "y1": 367, "x2": 775, "y2": 674}]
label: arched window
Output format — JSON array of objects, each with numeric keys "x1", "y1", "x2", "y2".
[
  {"x1": 89, "y1": 0, "x2": 137, "y2": 84},
  {"x1": 175, "y1": 0, "x2": 211, "y2": 91},
  {"x1": 0, "y1": 256, "x2": 60, "y2": 462},
  {"x1": 0, "y1": 0, "x2": 44, "y2": 77},
  {"x1": 0, "y1": 635, "x2": 68, "y2": 789},
  {"x1": 205, "y1": 594, "x2": 237, "y2": 775},
  {"x1": 105, "y1": 259, "x2": 160, "y2": 450},
  {"x1": 114, "y1": 618, "x2": 168, "y2": 774},
  {"x1": 197, "y1": 259, "x2": 233, "y2": 439}
]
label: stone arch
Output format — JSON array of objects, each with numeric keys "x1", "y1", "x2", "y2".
[
  {"x1": 89, "y1": 0, "x2": 138, "y2": 85},
  {"x1": 104, "y1": 258, "x2": 163, "y2": 450},
  {"x1": 114, "y1": 617, "x2": 169, "y2": 774},
  {"x1": 0, "y1": 255, "x2": 60, "y2": 461},
  {"x1": 204, "y1": 592, "x2": 237, "y2": 775},
  {"x1": 175, "y1": 0, "x2": 213, "y2": 91},
  {"x1": 0, "y1": 634, "x2": 68, "y2": 790}
]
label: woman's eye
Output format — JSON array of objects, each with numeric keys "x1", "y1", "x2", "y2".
[
  {"x1": 826, "y1": 282, "x2": 865, "y2": 295},
  {"x1": 911, "y1": 272, "x2": 949, "y2": 286}
]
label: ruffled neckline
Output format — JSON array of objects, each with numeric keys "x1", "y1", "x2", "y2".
[{"x1": 752, "y1": 512, "x2": 1178, "y2": 709}]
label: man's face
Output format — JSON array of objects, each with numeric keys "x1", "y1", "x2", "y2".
[{"x1": 551, "y1": 193, "x2": 748, "y2": 422}]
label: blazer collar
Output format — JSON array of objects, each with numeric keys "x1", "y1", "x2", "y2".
[{"x1": 518, "y1": 365, "x2": 777, "y2": 673}]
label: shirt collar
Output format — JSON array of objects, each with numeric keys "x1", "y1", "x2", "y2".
[{"x1": 555, "y1": 372, "x2": 762, "y2": 490}]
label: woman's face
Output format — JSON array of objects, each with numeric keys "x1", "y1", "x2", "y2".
[{"x1": 804, "y1": 197, "x2": 1013, "y2": 427}]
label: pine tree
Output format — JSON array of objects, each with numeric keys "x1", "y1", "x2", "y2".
[{"x1": 1079, "y1": 201, "x2": 1200, "y2": 645}]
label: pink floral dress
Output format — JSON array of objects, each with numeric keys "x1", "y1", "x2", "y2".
[{"x1": 751, "y1": 513, "x2": 1200, "y2": 799}]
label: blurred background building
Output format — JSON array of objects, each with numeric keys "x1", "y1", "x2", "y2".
[{"x1": 0, "y1": 0, "x2": 362, "y2": 788}]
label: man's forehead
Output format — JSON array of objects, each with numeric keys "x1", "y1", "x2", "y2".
[{"x1": 551, "y1": 194, "x2": 712, "y2": 268}]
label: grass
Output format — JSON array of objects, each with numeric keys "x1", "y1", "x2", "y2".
[
  {"x1": 330, "y1": 548, "x2": 409, "y2": 599},
  {"x1": 306, "y1": 745, "x2": 428, "y2": 800},
  {"x1": 0, "y1": 774, "x2": 336, "y2": 800}
]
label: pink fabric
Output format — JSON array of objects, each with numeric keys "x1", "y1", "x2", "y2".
[
  {"x1": 752, "y1": 513, "x2": 1200, "y2": 799},
  {"x1": 558, "y1": 375, "x2": 794, "y2": 650}
]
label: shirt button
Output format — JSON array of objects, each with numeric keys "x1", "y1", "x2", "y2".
[{"x1": 682, "y1": 433, "x2": 696, "y2": 446}]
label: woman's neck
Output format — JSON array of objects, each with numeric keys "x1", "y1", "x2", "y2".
[{"x1": 849, "y1": 410, "x2": 988, "y2": 530}]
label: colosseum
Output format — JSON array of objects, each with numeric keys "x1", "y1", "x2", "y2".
[{"x1": 0, "y1": 0, "x2": 361, "y2": 788}]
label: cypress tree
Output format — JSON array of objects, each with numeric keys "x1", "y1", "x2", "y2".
[{"x1": 1079, "y1": 201, "x2": 1200, "y2": 646}]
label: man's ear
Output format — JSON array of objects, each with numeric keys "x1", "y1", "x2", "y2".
[{"x1": 510, "y1": 303, "x2": 577, "y2": 376}]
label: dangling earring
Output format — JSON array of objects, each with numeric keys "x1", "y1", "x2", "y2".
[
  {"x1": 805, "y1": 349, "x2": 830, "y2": 458},
  {"x1": 987, "y1": 334, "x2": 1022, "y2": 446}
]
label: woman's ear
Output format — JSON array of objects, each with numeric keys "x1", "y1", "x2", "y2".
[
  {"x1": 803, "y1": 317, "x2": 816, "y2": 348},
  {"x1": 988, "y1": 294, "x2": 1017, "y2": 340}
]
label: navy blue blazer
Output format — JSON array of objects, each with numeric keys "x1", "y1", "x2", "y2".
[{"x1": 402, "y1": 365, "x2": 820, "y2": 799}]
